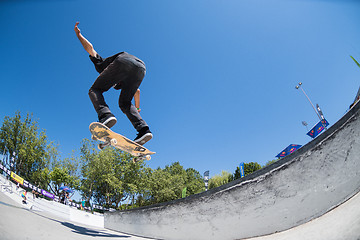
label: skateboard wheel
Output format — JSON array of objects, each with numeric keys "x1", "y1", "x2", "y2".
[
  {"x1": 110, "y1": 138, "x2": 117, "y2": 146},
  {"x1": 145, "y1": 155, "x2": 151, "y2": 161}
]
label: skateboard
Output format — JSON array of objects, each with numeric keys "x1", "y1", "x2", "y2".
[{"x1": 89, "y1": 122, "x2": 155, "y2": 162}]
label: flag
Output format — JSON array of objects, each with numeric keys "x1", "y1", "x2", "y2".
[
  {"x1": 239, "y1": 162, "x2": 245, "y2": 178},
  {"x1": 307, "y1": 119, "x2": 329, "y2": 138},
  {"x1": 204, "y1": 171, "x2": 209, "y2": 191},
  {"x1": 276, "y1": 144, "x2": 302, "y2": 158},
  {"x1": 182, "y1": 187, "x2": 187, "y2": 198}
]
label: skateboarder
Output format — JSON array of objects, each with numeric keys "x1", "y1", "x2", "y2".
[{"x1": 74, "y1": 22, "x2": 152, "y2": 145}]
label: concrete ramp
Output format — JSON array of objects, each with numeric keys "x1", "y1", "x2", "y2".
[{"x1": 105, "y1": 99, "x2": 360, "y2": 240}]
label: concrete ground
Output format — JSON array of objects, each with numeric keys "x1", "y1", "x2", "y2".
[
  {"x1": 0, "y1": 191, "x2": 154, "y2": 240},
  {"x1": 2, "y1": 188, "x2": 360, "y2": 240},
  {"x1": 244, "y1": 190, "x2": 360, "y2": 240}
]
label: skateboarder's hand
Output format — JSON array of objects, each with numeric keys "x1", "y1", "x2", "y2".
[
  {"x1": 137, "y1": 108, "x2": 141, "y2": 113},
  {"x1": 74, "y1": 22, "x2": 81, "y2": 36},
  {"x1": 74, "y1": 22, "x2": 98, "y2": 57}
]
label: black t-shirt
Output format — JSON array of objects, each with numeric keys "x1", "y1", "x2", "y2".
[
  {"x1": 89, "y1": 52, "x2": 124, "y2": 73},
  {"x1": 89, "y1": 52, "x2": 145, "y2": 74}
]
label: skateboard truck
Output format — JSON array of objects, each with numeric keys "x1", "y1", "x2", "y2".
[{"x1": 133, "y1": 154, "x2": 151, "y2": 163}]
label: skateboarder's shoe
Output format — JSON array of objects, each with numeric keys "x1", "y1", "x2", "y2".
[
  {"x1": 100, "y1": 113, "x2": 117, "y2": 128},
  {"x1": 134, "y1": 127, "x2": 153, "y2": 145}
]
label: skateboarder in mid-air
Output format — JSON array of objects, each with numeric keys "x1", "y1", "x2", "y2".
[{"x1": 74, "y1": 22, "x2": 152, "y2": 145}]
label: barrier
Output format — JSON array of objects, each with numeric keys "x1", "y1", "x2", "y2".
[{"x1": 0, "y1": 173, "x2": 104, "y2": 228}]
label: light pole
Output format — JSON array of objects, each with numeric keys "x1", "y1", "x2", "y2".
[{"x1": 295, "y1": 82, "x2": 327, "y2": 130}]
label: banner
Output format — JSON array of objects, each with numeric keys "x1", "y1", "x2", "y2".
[
  {"x1": 204, "y1": 171, "x2": 209, "y2": 191},
  {"x1": 0, "y1": 161, "x2": 107, "y2": 211},
  {"x1": 182, "y1": 187, "x2": 187, "y2": 198},
  {"x1": 307, "y1": 119, "x2": 329, "y2": 138},
  {"x1": 42, "y1": 189, "x2": 55, "y2": 199},
  {"x1": 10, "y1": 171, "x2": 24, "y2": 185},
  {"x1": 3, "y1": 166, "x2": 10, "y2": 175},
  {"x1": 276, "y1": 144, "x2": 302, "y2": 158},
  {"x1": 239, "y1": 162, "x2": 245, "y2": 178}
]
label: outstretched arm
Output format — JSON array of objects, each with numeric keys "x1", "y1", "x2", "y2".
[
  {"x1": 134, "y1": 89, "x2": 141, "y2": 112},
  {"x1": 74, "y1": 22, "x2": 97, "y2": 57}
]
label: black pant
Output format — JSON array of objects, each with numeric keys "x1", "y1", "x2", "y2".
[{"x1": 89, "y1": 54, "x2": 148, "y2": 131}]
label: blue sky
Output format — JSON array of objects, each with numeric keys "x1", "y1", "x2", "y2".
[{"x1": 1, "y1": 0, "x2": 360, "y2": 183}]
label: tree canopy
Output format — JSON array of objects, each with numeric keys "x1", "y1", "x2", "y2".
[{"x1": 0, "y1": 111, "x2": 276, "y2": 210}]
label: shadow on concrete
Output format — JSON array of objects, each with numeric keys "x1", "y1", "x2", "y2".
[
  {"x1": 61, "y1": 222, "x2": 130, "y2": 238},
  {"x1": 30, "y1": 210, "x2": 130, "y2": 238}
]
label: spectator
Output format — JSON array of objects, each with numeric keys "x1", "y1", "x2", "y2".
[
  {"x1": 65, "y1": 192, "x2": 72, "y2": 205},
  {"x1": 60, "y1": 191, "x2": 66, "y2": 204},
  {"x1": 21, "y1": 191, "x2": 27, "y2": 204},
  {"x1": 81, "y1": 199, "x2": 85, "y2": 210}
]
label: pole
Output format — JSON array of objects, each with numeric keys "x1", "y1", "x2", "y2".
[{"x1": 296, "y1": 82, "x2": 327, "y2": 130}]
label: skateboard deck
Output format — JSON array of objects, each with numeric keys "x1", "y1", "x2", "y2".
[{"x1": 89, "y1": 122, "x2": 155, "y2": 162}]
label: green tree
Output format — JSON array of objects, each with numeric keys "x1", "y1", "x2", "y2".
[
  {"x1": 80, "y1": 140, "x2": 122, "y2": 207},
  {"x1": 232, "y1": 162, "x2": 263, "y2": 181},
  {"x1": 184, "y1": 168, "x2": 204, "y2": 196},
  {"x1": 264, "y1": 159, "x2": 278, "y2": 167},
  {"x1": 0, "y1": 112, "x2": 51, "y2": 187},
  {"x1": 79, "y1": 139, "x2": 148, "y2": 209},
  {"x1": 141, "y1": 162, "x2": 185, "y2": 204},
  {"x1": 48, "y1": 152, "x2": 80, "y2": 196},
  {"x1": 146, "y1": 167, "x2": 176, "y2": 203},
  {"x1": 209, "y1": 170, "x2": 232, "y2": 189},
  {"x1": 233, "y1": 166, "x2": 241, "y2": 180},
  {"x1": 137, "y1": 162, "x2": 204, "y2": 206},
  {"x1": 244, "y1": 162, "x2": 262, "y2": 176}
]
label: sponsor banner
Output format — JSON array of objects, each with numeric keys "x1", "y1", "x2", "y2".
[
  {"x1": 276, "y1": 144, "x2": 302, "y2": 158},
  {"x1": 307, "y1": 119, "x2": 329, "y2": 138},
  {"x1": 42, "y1": 189, "x2": 55, "y2": 199},
  {"x1": 23, "y1": 180, "x2": 29, "y2": 188},
  {"x1": 93, "y1": 204, "x2": 104, "y2": 210},
  {"x1": 10, "y1": 171, "x2": 24, "y2": 185},
  {"x1": 0, "y1": 161, "x2": 106, "y2": 211},
  {"x1": 36, "y1": 187, "x2": 42, "y2": 193},
  {"x1": 28, "y1": 183, "x2": 35, "y2": 190},
  {"x1": 239, "y1": 162, "x2": 245, "y2": 178}
]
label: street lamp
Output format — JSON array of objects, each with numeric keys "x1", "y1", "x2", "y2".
[
  {"x1": 296, "y1": 82, "x2": 327, "y2": 130},
  {"x1": 302, "y1": 121, "x2": 309, "y2": 131}
]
